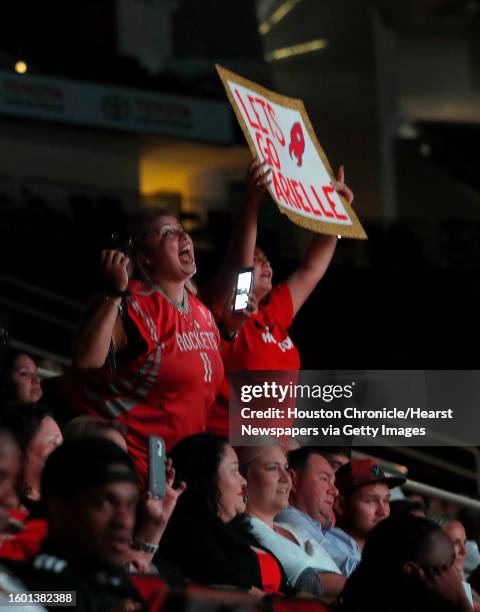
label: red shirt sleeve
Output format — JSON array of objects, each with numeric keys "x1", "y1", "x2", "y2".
[{"x1": 126, "y1": 281, "x2": 157, "y2": 353}]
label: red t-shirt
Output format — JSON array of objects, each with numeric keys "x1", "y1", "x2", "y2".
[
  {"x1": 208, "y1": 283, "x2": 301, "y2": 437},
  {"x1": 60, "y1": 281, "x2": 224, "y2": 481}
]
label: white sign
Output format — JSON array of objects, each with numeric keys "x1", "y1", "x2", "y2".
[{"x1": 217, "y1": 64, "x2": 366, "y2": 239}]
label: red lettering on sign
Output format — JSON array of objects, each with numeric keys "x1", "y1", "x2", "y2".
[
  {"x1": 299, "y1": 182, "x2": 321, "y2": 216},
  {"x1": 278, "y1": 173, "x2": 300, "y2": 209},
  {"x1": 234, "y1": 89, "x2": 261, "y2": 131},
  {"x1": 256, "y1": 132, "x2": 281, "y2": 170},
  {"x1": 248, "y1": 95, "x2": 269, "y2": 135},
  {"x1": 290, "y1": 179, "x2": 313, "y2": 214},
  {"x1": 267, "y1": 103, "x2": 285, "y2": 147},
  {"x1": 272, "y1": 170, "x2": 287, "y2": 204},
  {"x1": 322, "y1": 185, "x2": 349, "y2": 220},
  {"x1": 254, "y1": 98, "x2": 274, "y2": 137},
  {"x1": 310, "y1": 185, "x2": 334, "y2": 218}
]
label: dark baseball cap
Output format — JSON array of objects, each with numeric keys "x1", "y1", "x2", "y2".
[
  {"x1": 41, "y1": 436, "x2": 139, "y2": 499},
  {"x1": 335, "y1": 459, "x2": 406, "y2": 496}
]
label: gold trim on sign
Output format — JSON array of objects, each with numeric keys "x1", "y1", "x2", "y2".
[{"x1": 216, "y1": 63, "x2": 367, "y2": 240}]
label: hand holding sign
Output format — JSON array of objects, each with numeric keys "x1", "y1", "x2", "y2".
[
  {"x1": 331, "y1": 166, "x2": 354, "y2": 205},
  {"x1": 246, "y1": 158, "x2": 272, "y2": 208},
  {"x1": 216, "y1": 64, "x2": 366, "y2": 239}
]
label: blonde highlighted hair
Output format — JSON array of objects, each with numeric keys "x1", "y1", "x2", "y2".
[{"x1": 235, "y1": 438, "x2": 282, "y2": 478}]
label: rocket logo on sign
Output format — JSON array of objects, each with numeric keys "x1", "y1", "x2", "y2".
[{"x1": 289, "y1": 122, "x2": 305, "y2": 167}]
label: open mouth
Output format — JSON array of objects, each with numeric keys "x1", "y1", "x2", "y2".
[
  {"x1": 179, "y1": 244, "x2": 194, "y2": 264},
  {"x1": 277, "y1": 487, "x2": 289, "y2": 495}
]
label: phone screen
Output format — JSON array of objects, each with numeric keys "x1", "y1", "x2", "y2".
[
  {"x1": 233, "y1": 269, "x2": 254, "y2": 311},
  {"x1": 148, "y1": 436, "x2": 166, "y2": 498}
]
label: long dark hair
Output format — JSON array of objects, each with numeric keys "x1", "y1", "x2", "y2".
[
  {"x1": 168, "y1": 432, "x2": 229, "y2": 525},
  {"x1": 0, "y1": 350, "x2": 29, "y2": 404},
  {"x1": 168, "y1": 433, "x2": 256, "y2": 547}
]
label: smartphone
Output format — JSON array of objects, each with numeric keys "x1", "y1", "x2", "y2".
[
  {"x1": 233, "y1": 267, "x2": 254, "y2": 312},
  {"x1": 148, "y1": 436, "x2": 166, "y2": 499}
]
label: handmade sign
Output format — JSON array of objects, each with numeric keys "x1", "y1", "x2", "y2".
[{"x1": 216, "y1": 64, "x2": 367, "y2": 239}]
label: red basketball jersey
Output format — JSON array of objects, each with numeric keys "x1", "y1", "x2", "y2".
[{"x1": 60, "y1": 280, "x2": 224, "y2": 482}]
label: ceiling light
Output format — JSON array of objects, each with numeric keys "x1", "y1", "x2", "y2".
[
  {"x1": 14, "y1": 60, "x2": 28, "y2": 74},
  {"x1": 265, "y1": 39, "x2": 328, "y2": 62},
  {"x1": 259, "y1": 0, "x2": 303, "y2": 35}
]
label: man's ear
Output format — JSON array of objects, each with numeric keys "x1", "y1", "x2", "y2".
[{"x1": 334, "y1": 494, "x2": 346, "y2": 518}]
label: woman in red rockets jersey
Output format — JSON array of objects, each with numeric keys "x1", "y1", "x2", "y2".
[
  {"x1": 59, "y1": 209, "x2": 224, "y2": 483},
  {"x1": 204, "y1": 160, "x2": 353, "y2": 438}
]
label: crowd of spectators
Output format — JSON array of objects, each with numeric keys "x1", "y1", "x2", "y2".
[{"x1": 0, "y1": 163, "x2": 478, "y2": 611}]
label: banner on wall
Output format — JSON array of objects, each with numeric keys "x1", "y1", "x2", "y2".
[
  {"x1": 0, "y1": 70, "x2": 232, "y2": 144},
  {"x1": 216, "y1": 64, "x2": 367, "y2": 239}
]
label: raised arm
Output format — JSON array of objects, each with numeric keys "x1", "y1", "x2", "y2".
[
  {"x1": 128, "y1": 459, "x2": 186, "y2": 573},
  {"x1": 202, "y1": 159, "x2": 271, "y2": 319},
  {"x1": 72, "y1": 250, "x2": 129, "y2": 369},
  {"x1": 286, "y1": 166, "x2": 353, "y2": 317}
]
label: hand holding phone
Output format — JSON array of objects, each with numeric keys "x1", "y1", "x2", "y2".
[
  {"x1": 233, "y1": 267, "x2": 254, "y2": 312},
  {"x1": 148, "y1": 436, "x2": 166, "y2": 499}
]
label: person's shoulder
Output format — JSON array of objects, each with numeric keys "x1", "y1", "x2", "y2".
[
  {"x1": 164, "y1": 510, "x2": 213, "y2": 544},
  {"x1": 278, "y1": 507, "x2": 321, "y2": 535},
  {"x1": 7, "y1": 553, "x2": 78, "y2": 591},
  {"x1": 128, "y1": 278, "x2": 150, "y2": 296},
  {"x1": 259, "y1": 283, "x2": 294, "y2": 327},
  {"x1": 329, "y1": 527, "x2": 360, "y2": 551},
  {"x1": 247, "y1": 515, "x2": 267, "y2": 534},
  {"x1": 271, "y1": 283, "x2": 291, "y2": 301},
  {"x1": 276, "y1": 505, "x2": 304, "y2": 523}
]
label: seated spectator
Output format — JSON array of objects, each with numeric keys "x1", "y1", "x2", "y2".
[
  {"x1": 6, "y1": 437, "x2": 146, "y2": 611},
  {"x1": 319, "y1": 446, "x2": 351, "y2": 472},
  {"x1": 444, "y1": 519, "x2": 468, "y2": 580},
  {"x1": 63, "y1": 415, "x2": 128, "y2": 452},
  {"x1": 431, "y1": 516, "x2": 472, "y2": 582},
  {"x1": 0, "y1": 351, "x2": 42, "y2": 406},
  {"x1": 334, "y1": 459, "x2": 405, "y2": 553},
  {"x1": 335, "y1": 515, "x2": 473, "y2": 612},
  {"x1": 0, "y1": 405, "x2": 62, "y2": 561},
  {"x1": 159, "y1": 433, "x2": 289, "y2": 595},
  {"x1": 62, "y1": 415, "x2": 184, "y2": 575},
  {"x1": 237, "y1": 442, "x2": 345, "y2": 603},
  {"x1": 0, "y1": 405, "x2": 63, "y2": 504},
  {"x1": 277, "y1": 447, "x2": 360, "y2": 576}
]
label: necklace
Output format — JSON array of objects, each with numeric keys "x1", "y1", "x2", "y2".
[{"x1": 154, "y1": 285, "x2": 189, "y2": 315}]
